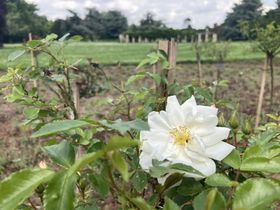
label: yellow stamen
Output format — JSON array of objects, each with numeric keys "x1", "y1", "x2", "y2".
[{"x1": 170, "y1": 126, "x2": 191, "y2": 145}]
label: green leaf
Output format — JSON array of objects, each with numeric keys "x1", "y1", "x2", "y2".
[
  {"x1": 88, "y1": 174, "x2": 109, "y2": 199},
  {"x1": 100, "y1": 119, "x2": 149, "y2": 134},
  {"x1": 69, "y1": 136, "x2": 137, "y2": 175},
  {"x1": 0, "y1": 169, "x2": 54, "y2": 210},
  {"x1": 170, "y1": 163, "x2": 204, "y2": 176},
  {"x1": 126, "y1": 73, "x2": 145, "y2": 85},
  {"x1": 146, "y1": 72, "x2": 161, "y2": 85},
  {"x1": 193, "y1": 188, "x2": 226, "y2": 210},
  {"x1": 44, "y1": 171, "x2": 77, "y2": 210},
  {"x1": 205, "y1": 173, "x2": 238, "y2": 187},
  {"x1": 163, "y1": 197, "x2": 180, "y2": 210},
  {"x1": 240, "y1": 156, "x2": 280, "y2": 173},
  {"x1": 149, "y1": 161, "x2": 203, "y2": 178},
  {"x1": 110, "y1": 151, "x2": 129, "y2": 182},
  {"x1": 222, "y1": 149, "x2": 241, "y2": 169},
  {"x1": 32, "y1": 120, "x2": 90, "y2": 138},
  {"x1": 45, "y1": 33, "x2": 58, "y2": 41},
  {"x1": 23, "y1": 108, "x2": 40, "y2": 120},
  {"x1": 251, "y1": 130, "x2": 279, "y2": 145},
  {"x1": 27, "y1": 40, "x2": 42, "y2": 48},
  {"x1": 8, "y1": 50, "x2": 25, "y2": 61},
  {"x1": 70, "y1": 35, "x2": 83, "y2": 42},
  {"x1": 130, "y1": 197, "x2": 155, "y2": 210},
  {"x1": 42, "y1": 140, "x2": 75, "y2": 168},
  {"x1": 176, "y1": 177, "x2": 203, "y2": 196},
  {"x1": 132, "y1": 170, "x2": 148, "y2": 193},
  {"x1": 233, "y1": 178, "x2": 280, "y2": 210},
  {"x1": 106, "y1": 135, "x2": 139, "y2": 150}
]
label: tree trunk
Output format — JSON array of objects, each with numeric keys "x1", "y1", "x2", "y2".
[
  {"x1": 255, "y1": 55, "x2": 269, "y2": 129},
  {"x1": 269, "y1": 54, "x2": 274, "y2": 108},
  {"x1": 195, "y1": 45, "x2": 202, "y2": 86}
]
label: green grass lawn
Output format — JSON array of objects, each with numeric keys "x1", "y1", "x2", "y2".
[{"x1": 0, "y1": 41, "x2": 269, "y2": 69}]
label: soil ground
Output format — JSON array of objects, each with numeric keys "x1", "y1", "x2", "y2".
[{"x1": 0, "y1": 60, "x2": 280, "y2": 177}]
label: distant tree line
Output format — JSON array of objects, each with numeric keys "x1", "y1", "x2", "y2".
[
  {"x1": 0, "y1": 0, "x2": 280, "y2": 46},
  {"x1": 0, "y1": 0, "x2": 128, "y2": 43}
]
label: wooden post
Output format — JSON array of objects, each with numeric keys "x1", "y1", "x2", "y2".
[
  {"x1": 125, "y1": 34, "x2": 129, "y2": 43},
  {"x1": 198, "y1": 33, "x2": 202, "y2": 43},
  {"x1": 156, "y1": 39, "x2": 177, "y2": 102},
  {"x1": 28, "y1": 33, "x2": 38, "y2": 89},
  {"x1": 255, "y1": 56, "x2": 268, "y2": 129},
  {"x1": 212, "y1": 33, "x2": 218, "y2": 42},
  {"x1": 73, "y1": 82, "x2": 80, "y2": 118},
  {"x1": 205, "y1": 32, "x2": 209, "y2": 42}
]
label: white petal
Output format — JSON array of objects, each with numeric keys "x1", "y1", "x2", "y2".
[
  {"x1": 181, "y1": 95, "x2": 197, "y2": 110},
  {"x1": 196, "y1": 105, "x2": 218, "y2": 116},
  {"x1": 202, "y1": 127, "x2": 230, "y2": 146},
  {"x1": 192, "y1": 157, "x2": 216, "y2": 176},
  {"x1": 166, "y1": 95, "x2": 185, "y2": 126},
  {"x1": 140, "y1": 131, "x2": 149, "y2": 141},
  {"x1": 148, "y1": 111, "x2": 170, "y2": 131},
  {"x1": 193, "y1": 115, "x2": 218, "y2": 128},
  {"x1": 181, "y1": 96, "x2": 197, "y2": 124},
  {"x1": 187, "y1": 136, "x2": 206, "y2": 156},
  {"x1": 139, "y1": 152, "x2": 153, "y2": 170},
  {"x1": 205, "y1": 141, "x2": 235, "y2": 161}
]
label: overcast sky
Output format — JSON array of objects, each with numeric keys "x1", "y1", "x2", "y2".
[{"x1": 25, "y1": 0, "x2": 277, "y2": 29}]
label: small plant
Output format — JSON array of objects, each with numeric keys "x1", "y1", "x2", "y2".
[{"x1": 0, "y1": 34, "x2": 280, "y2": 210}]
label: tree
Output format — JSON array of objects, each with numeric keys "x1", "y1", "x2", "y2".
[
  {"x1": 255, "y1": 22, "x2": 280, "y2": 128},
  {"x1": 5, "y1": 0, "x2": 51, "y2": 42},
  {"x1": 0, "y1": 0, "x2": 6, "y2": 47},
  {"x1": 222, "y1": 0, "x2": 262, "y2": 40},
  {"x1": 140, "y1": 12, "x2": 165, "y2": 28},
  {"x1": 51, "y1": 9, "x2": 128, "y2": 40},
  {"x1": 261, "y1": 1, "x2": 280, "y2": 26},
  {"x1": 101, "y1": 11, "x2": 128, "y2": 39}
]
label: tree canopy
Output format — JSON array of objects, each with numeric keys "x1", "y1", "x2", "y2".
[
  {"x1": 0, "y1": 0, "x2": 6, "y2": 47},
  {"x1": 222, "y1": 0, "x2": 263, "y2": 40}
]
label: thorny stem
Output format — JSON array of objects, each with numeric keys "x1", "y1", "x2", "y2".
[{"x1": 28, "y1": 198, "x2": 38, "y2": 210}]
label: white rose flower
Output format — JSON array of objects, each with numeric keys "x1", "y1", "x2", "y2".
[{"x1": 139, "y1": 95, "x2": 234, "y2": 179}]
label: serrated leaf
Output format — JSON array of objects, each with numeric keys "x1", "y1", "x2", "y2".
[
  {"x1": 193, "y1": 188, "x2": 226, "y2": 210},
  {"x1": 233, "y1": 178, "x2": 280, "y2": 210},
  {"x1": 42, "y1": 140, "x2": 75, "y2": 168},
  {"x1": 44, "y1": 171, "x2": 77, "y2": 210},
  {"x1": 146, "y1": 72, "x2": 161, "y2": 85},
  {"x1": 8, "y1": 50, "x2": 25, "y2": 61},
  {"x1": 126, "y1": 73, "x2": 145, "y2": 85},
  {"x1": 132, "y1": 170, "x2": 148, "y2": 193},
  {"x1": 240, "y1": 156, "x2": 280, "y2": 173},
  {"x1": 176, "y1": 177, "x2": 203, "y2": 196},
  {"x1": 170, "y1": 163, "x2": 204, "y2": 176},
  {"x1": 100, "y1": 119, "x2": 148, "y2": 134},
  {"x1": 32, "y1": 120, "x2": 90, "y2": 138},
  {"x1": 205, "y1": 173, "x2": 238, "y2": 187},
  {"x1": 222, "y1": 149, "x2": 241, "y2": 169},
  {"x1": 0, "y1": 169, "x2": 54, "y2": 210},
  {"x1": 110, "y1": 151, "x2": 129, "y2": 182},
  {"x1": 89, "y1": 174, "x2": 109, "y2": 199},
  {"x1": 163, "y1": 197, "x2": 180, "y2": 210},
  {"x1": 27, "y1": 40, "x2": 42, "y2": 48}
]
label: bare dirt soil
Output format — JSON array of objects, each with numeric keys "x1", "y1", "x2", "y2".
[{"x1": 0, "y1": 60, "x2": 280, "y2": 177}]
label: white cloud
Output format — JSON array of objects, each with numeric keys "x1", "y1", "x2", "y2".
[{"x1": 25, "y1": 0, "x2": 276, "y2": 29}]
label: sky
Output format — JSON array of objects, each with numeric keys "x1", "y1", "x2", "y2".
[{"x1": 25, "y1": 0, "x2": 277, "y2": 29}]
